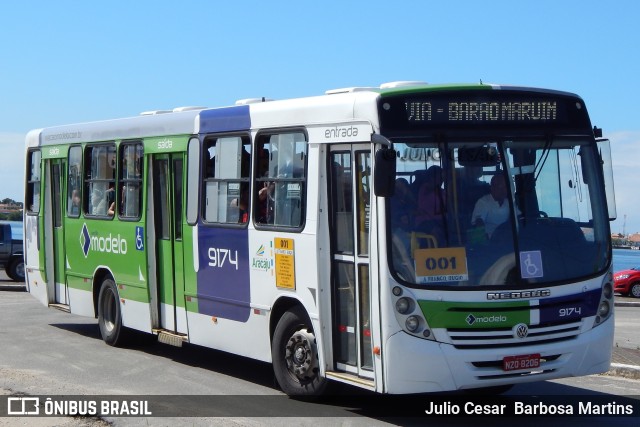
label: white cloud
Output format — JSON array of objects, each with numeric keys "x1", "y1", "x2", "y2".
[
  {"x1": 0, "y1": 132, "x2": 26, "y2": 202},
  {"x1": 608, "y1": 130, "x2": 640, "y2": 234}
]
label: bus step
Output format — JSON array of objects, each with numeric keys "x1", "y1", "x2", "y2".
[
  {"x1": 325, "y1": 371, "x2": 375, "y2": 390},
  {"x1": 48, "y1": 303, "x2": 70, "y2": 313},
  {"x1": 155, "y1": 329, "x2": 187, "y2": 347}
]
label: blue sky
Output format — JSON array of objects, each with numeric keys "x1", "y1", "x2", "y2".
[{"x1": 1, "y1": 1, "x2": 639, "y2": 232}]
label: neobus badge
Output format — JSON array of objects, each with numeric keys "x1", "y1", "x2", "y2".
[{"x1": 486, "y1": 290, "x2": 551, "y2": 300}]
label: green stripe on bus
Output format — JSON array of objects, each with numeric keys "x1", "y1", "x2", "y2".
[{"x1": 418, "y1": 300, "x2": 531, "y2": 329}]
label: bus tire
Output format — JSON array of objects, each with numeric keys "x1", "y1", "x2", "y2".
[
  {"x1": 97, "y1": 277, "x2": 127, "y2": 347},
  {"x1": 7, "y1": 257, "x2": 25, "y2": 282},
  {"x1": 272, "y1": 307, "x2": 327, "y2": 397}
]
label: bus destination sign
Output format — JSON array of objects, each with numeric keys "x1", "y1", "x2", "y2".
[
  {"x1": 405, "y1": 100, "x2": 558, "y2": 123},
  {"x1": 378, "y1": 91, "x2": 590, "y2": 134}
]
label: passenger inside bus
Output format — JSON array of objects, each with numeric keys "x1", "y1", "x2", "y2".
[
  {"x1": 90, "y1": 189, "x2": 105, "y2": 215},
  {"x1": 230, "y1": 186, "x2": 249, "y2": 224},
  {"x1": 470, "y1": 174, "x2": 519, "y2": 240}
]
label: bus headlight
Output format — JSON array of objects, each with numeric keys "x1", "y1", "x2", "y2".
[
  {"x1": 603, "y1": 283, "x2": 613, "y2": 299},
  {"x1": 390, "y1": 286, "x2": 434, "y2": 340},
  {"x1": 593, "y1": 271, "x2": 614, "y2": 327},
  {"x1": 597, "y1": 300, "x2": 610, "y2": 318},
  {"x1": 405, "y1": 316, "x2": 420, "y2": 332},
  {"x1": 396, "y1": 297, "x2": 412, "y2": 314}
]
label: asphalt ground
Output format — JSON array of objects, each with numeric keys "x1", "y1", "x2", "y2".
[{"x1": 609, "y1": 295, "x2": 640, "y2": 380}]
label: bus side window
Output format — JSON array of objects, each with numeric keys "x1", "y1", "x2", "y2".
[
  {"x1": 119, "y1": 142, "x2": 143, "y2": 219},
  {"x1": 254, "y1": 131, "x2": 307, "y2": 229},
  {"x1": 67, "y1": 145, "x2": 82, "y2": 218},
  {"x1": 26, "y1": 150, "x2": 41, "y2": 214},
  {"x1": 202, "y1": 134, "x2": 251, "y2": 225},
  {"x1": 84, "y1": 144, "x2": 116, "y2": 218}
]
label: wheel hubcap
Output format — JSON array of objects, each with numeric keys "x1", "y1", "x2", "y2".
[{"x1": 285, "y1": 329, "x2": 317, "y2": 379}]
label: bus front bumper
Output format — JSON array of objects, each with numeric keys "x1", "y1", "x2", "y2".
[{"x1": 383, "y1": 316, "x2": 614, "y2": 394}]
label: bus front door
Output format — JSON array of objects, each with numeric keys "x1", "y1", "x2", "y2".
[
  {"x1": 329, "y1": 144, "x2": 374, "y2": 379},
  {"x1": 45, "y1": 158, "x2": 68, "y2": 305},
  {"x1": 151, "y1": 154, "x2": 187, "y2": 335}
]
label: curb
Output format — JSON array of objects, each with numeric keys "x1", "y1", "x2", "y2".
[
  {"x1": 615, "y1": 301, "x2": 640, "y2": 307},
  {"x1": 605, "y1": 363, "x2": 640, "y2": 380}
]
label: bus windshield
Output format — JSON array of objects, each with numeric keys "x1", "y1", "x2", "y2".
[{"x1": 389, "y1": 137, "x2": 610, "y2": 288}]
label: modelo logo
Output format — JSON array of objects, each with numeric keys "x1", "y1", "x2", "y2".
[
  {"x1": 466, "y1": 314, "x2": 508, "y2": 325},
  {"x1": 80, "y1": 223, "x2": 128, "y2": 258}
]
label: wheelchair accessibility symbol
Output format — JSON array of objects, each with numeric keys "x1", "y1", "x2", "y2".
[
  {"x1": 135, "y1": 226, "x2": 144, "y2": 251},
  {"x1": 519, "y1": 251, "x2": 543, "y2": 279}
]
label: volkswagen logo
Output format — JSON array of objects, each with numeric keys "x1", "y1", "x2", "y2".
[{"x1": 513, "y1": 323, "x2": 529, "y2": 339}]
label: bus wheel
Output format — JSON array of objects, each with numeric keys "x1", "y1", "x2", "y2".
[
  {"x1": 272, "y1": 307, "x2": 327, "y2": 397},
  {"x1": 97, "y1": 277, "x2": 127, "y2": 346}
]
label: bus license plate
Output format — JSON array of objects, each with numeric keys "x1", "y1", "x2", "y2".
[{"x1": 502, "y1": 353, "x2": 540, "y2": 371}]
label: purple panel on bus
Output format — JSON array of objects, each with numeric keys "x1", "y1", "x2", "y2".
[
  {"x1": 538, "y1": 288, "x2": 600, "y2": 324},
  {"x1": 199, "y1": 105, "x2": 251, "y2": 133},
  {"x1": 196, "y1": 226, "x2": 251, "y2": 322}
]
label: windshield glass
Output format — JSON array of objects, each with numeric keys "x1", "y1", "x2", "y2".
[{"x1": 389, "y1": 138, "x2": 610, "y2": 288}]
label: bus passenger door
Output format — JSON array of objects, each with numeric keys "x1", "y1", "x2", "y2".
[
  {"x1": 328, "y1": 144, "x2": 374, "y2": 379},
  {"x1": 151, "y1": 154, "x2": 187, "y2": 334},
  {"x1": 47, "y1": 158, "x2": 68, "y2": 305}
]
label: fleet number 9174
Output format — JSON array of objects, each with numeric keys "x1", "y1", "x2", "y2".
[{"x1": 559, "y1": 307, "x2": 581, "y2": 317}]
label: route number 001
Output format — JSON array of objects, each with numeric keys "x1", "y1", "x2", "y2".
[{"x1": 424, "y1": 256, "x2": 457, "y2": 270}]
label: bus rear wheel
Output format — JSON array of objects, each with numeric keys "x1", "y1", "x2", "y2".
[
  {"x1": 97, "y1": 277, "x2": 127, "y2": 346},
  {"x1": 272, "y1": 307, "x2": 327, "y2": 397}
]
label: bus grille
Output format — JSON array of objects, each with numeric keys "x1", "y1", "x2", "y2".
[{"x1": 446, "y1": 321, "x2": 582, "y2": 349}]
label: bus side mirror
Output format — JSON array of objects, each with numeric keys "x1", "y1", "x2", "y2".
[{"x1": 374, "y1": 148, "x2": 396, "y2": 197}]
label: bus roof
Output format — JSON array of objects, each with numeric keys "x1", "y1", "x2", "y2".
[
  {"x1": 30, "y1": 108, "x2": 203, "y2": 147},
  {"x1": 26, "y1": 82, "x2": 582, "y2": 147}
]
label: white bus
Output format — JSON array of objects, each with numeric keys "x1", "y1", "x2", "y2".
[{"x1": 24, "y1": 81, "x2": 616, "y2": 396}]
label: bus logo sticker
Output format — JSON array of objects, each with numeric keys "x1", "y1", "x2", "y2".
[
  {"x1": 466, "y1": 314, "x2": 476, "y2": 325},
  {"x1": 513, "y1": 323, "x2": 529, "y2": 339},
  {"x1": 520, "y1": 251, "x2": 543, "y2": 279},
  {"x1": 80, "y1": 224, "x2": 91, "y2": 257},
  {"x1": 135, "y1": 226, "x2": 144, "y2": 251},
  {"x1": 465, "y1": 314, "x2": 508, "y2": 326},
  {"x1": 78, "y1": 223, "x2": 128, "y2": 257},
  {"x1": 251, "y1": 244, "x2": 273, "y2": 273}
]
